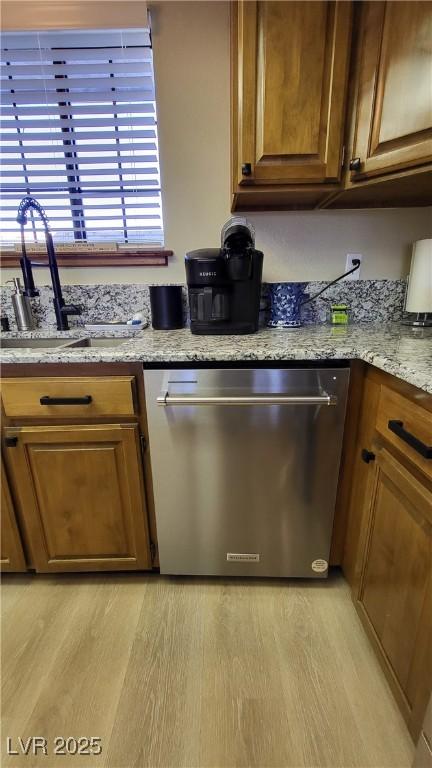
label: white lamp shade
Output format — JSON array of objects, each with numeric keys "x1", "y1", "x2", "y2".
[{"x1": 405, "y1": 239, "x2": 432, "y2": 314}]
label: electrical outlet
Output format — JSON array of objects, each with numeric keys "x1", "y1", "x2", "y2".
[{"x1": 344, "y1": 253, "x2": 362, "y2": 281}]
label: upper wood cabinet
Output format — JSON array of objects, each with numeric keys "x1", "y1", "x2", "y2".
[
  {"x1": 3, "y1": 424, "x2": 152, "y2": 573},
  {"x1": 233, "y1": 0, "x2": 352, "y2": 186},
  {"x1": 1, "y1": 458, "x2": 26, "y2": 572},
  {"x1": 349, "y1": 1, "x2": 432, "y2": 180},
  {"x1": 231, "y1": 0, "x2": 432, "y2": 210}
]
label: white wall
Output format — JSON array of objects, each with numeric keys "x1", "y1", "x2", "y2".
[
  {"x1": 2, "y1": 1, "x2": 431, "y2": 286},
  {"x1": 247, "y1": 209, "x2": 432, "y2": 281}
]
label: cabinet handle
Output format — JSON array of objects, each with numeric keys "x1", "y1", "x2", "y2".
[
  {"x1": 361, "y1": 448, "x2": 375, "y2": 464},
  {"x1": 4, "y1": 436, "x2": 18, "y2": 447},
  {"x1": 241, "y1": 163, "x2": 252, "y2": 176},
  {"x1": 388, "y1": 420, "x2": 432, "y2": 459},
  {"x1": 40, "y1": 395, "x2": 92, "y2": 406},
  {"x1": 349, "y1": 157, "x2": 362, "y2": 172}
]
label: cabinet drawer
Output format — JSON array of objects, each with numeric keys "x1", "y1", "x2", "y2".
[
  {"x1": 376, "y1": 386, "x2": 432, "y2": 479},
  {"x1": 1, "y1": 376, "x2": 136, "y2": 419}
]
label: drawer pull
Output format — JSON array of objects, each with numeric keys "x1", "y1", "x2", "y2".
[
  {"x1": 388, "y1": 420, "x2": 432, "y2": 459},
  {"x1": 40, "y1": 395, "x2": 92, "y2": 406}
]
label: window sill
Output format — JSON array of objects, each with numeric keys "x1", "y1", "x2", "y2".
[{"x1": 0, "y1": 249, "x2": 173, "y2": 268}]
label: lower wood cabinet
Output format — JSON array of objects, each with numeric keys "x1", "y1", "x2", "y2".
[
  {"x1": 3, "y1": 423, "x2": 152, "y2": 573},
  {"x1": 358, "y1": 444, "x2": 432, "y2": 741},
  {"x1": 1, "y1": 458, "x2": 26, "y2": 572},
  {"x1": 343, "y1": 367, "x2": 432, "y2": 742}
]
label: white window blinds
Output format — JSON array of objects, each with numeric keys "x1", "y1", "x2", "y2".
[{"x1": 0, "y1": 28, "x2": 164, "y2": 246}]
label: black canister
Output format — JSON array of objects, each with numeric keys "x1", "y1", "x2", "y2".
[{"x1": 149, "y1": 285, "x2": 184, "y2": 330}]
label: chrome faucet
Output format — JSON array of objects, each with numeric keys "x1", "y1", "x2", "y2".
[{"x1": 16, "y1": 196, "x2": 81, "y2": 331}]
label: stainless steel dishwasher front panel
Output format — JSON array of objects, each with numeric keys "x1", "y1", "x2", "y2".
[{"x1": 144, "y1": 367, "x2": 349, "y2": 577}]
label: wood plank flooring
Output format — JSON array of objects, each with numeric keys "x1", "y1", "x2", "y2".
[{"x1": 1, "y1": 571, "x2": 414, "y2": 768}]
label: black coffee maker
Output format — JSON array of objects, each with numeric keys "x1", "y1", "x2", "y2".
[{"x1": 185, "y1": 218, "x2": 263, "y2": 335}]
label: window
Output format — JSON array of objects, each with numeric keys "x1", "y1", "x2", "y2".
[{"x1": 0, "y1": 28, "x2": 164, "y2": 249}]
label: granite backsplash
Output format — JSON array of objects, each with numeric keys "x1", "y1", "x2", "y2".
[{"x1": 0, "y1": 279, "x2": 406, "y2": 331}]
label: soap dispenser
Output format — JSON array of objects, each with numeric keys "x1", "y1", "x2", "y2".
[{"x1": 7, "y1": 277, "x2": 35, "y2": 330}]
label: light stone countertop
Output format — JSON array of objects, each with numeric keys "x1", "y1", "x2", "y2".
[{"x1": 1, "y1": 323, "x2": 431, "y2": 394}]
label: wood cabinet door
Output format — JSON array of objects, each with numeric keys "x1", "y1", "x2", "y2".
[
  {"x1": 1, "y1": 458, "x2": 27, "y2": 572},
  {"x1": 342, "y1": 374, "x2": 381, "y2": 591},
  {"x1": 3, "y1": 424, "x2": 152, "y2": 572},
  {"x1": 234, "y1": 0, "x2": 352, "y2": 185},
  {"x1": 350, "y1": 1, "x2": 432, "y2": 180},
  {"x1": 359, "y1": 445, "x2": 432, "y2": 740}
]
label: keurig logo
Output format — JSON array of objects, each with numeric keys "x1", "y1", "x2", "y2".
[{"x1": 199, "y1": 271, "x2": 217, "y2": 277}]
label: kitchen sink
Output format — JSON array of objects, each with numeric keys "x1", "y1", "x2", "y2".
[
  {"x1": 1, "y1": 338, "x2": 74, "y2": 349},
  {"x1": 1, "y1": 336, "x2": 130, "y2": 350},
  {"x1": 68, "y1": 337, "x2": 129, "y2": 348}
]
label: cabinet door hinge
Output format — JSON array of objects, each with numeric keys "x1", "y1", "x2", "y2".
[
  {"x1": 140, "y1": 435, "x2": 147, "y2": 455},
  {"x1": 150, "y1": 540, "x2": 157, "y2": 563}
]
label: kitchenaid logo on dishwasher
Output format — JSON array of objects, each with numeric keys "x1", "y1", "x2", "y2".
[{"x1": 227, "y1": 553, "x2": 260, "y2": 562}]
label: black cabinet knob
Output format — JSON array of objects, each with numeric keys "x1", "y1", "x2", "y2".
[
  {"x1": 241, "y1": 163, "x2": 252, "y2": 177},
  {"x1": 361, "y1": 448, "x2": 375, "y2": 464},
  {"x1": 5, "y1": 436, "x2": 18, "y2": 447},
  {"x1": 349, "y1": 157, "x2": 362, "y2": 172}
]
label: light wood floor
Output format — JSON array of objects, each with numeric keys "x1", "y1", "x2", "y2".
[{"x1": 1, "y1": 571, "x2": 414, "y2": 768}]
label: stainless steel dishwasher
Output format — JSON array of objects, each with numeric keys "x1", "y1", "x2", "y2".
[{"x1": 144, "y1": 367, "x2": 349, "y2": 577}]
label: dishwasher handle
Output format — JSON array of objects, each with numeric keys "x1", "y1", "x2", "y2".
[{"x1": 157, "y1": 393, "x2": 338, "y2": 407}]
